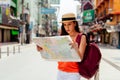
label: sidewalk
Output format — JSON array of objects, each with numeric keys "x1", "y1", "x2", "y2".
[
  {"x1": 0, "y1": 42, "x2": 19, "y2": 46},
  {"x1": 0, "y1": 42, "x2": 30, "y2": 58},
  {"x1": 98, "y1": 43, "x2": 120, "y2": 68},
  {"x1": 0, "y1": 43, "x2": 120, "y2": 80}
]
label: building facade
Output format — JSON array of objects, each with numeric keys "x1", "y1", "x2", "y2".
[{"x1": 95, "y1": 0, "x2": 120, "y2": 48}]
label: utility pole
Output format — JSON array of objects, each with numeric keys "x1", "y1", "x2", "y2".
[{"x1": 19, "y1": 0, "x2": 25, "y2": 45}]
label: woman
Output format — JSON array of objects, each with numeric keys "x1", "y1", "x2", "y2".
[{"x1": 37, "y1": 13, "x2": 87, "y2": 80}]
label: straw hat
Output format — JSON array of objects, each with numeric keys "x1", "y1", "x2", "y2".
[{"x1": 60, "y1": 13, "x2": 77, "y2": 23}]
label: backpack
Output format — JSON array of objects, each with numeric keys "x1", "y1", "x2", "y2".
[{"x1": 76, "y1": 33, "x2": 102, "y2": 79}]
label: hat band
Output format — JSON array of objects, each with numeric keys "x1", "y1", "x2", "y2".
[{"x1": 62, "y1": 17, "x2": 76, "y2": 21}]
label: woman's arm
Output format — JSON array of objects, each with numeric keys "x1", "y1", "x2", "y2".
[
  {"x1": 78, "y1": 35, "x2": 87, "y2": 60},
  {"x1": 70, "y1": 35, "x2": 87, "y2": 60}
]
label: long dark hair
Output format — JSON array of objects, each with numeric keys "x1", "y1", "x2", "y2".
[{"x1": 61, "y1": 21, "x2": 80, "y2": 35}]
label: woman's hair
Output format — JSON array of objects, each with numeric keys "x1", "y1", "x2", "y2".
[{"x1": 61, "y1": 21, "x2": 80, "y2": 35}]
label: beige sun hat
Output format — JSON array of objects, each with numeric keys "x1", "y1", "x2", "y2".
[{"x1": 60, "y1": 13, "x2": 77, "y2": 23}]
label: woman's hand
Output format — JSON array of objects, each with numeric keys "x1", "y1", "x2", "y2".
[
  {"x1": 69, "y1": 41, "x2": 79, "y2": 53},
  {"x1": 36, "y1": 45, "x2": 43, "y2": 51}
]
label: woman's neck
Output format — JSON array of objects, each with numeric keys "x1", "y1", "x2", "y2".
[
  {"x1": 69, "y1": 32, "x2": 79, "y2": 37},
  {"x1": 69, "y1": 32, "x2": 79, "y2": 41}
]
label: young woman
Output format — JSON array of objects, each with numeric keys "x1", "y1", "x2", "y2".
[{"x1": 37, "y1": 13, "x2": 87, "y2": 80}]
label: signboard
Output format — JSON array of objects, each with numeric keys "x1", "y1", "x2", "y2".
[
  {"x1": 11, "y1": 30, "x2": 19, "y2": 35},
  {"x1": 50, "y1": 0, "x2": 60, "y2": 4},
  {"x1": 41, "y1": 8, "x2": 56, "y2": 14},
  {"x1": 83, "y1": 9, "x2": 94, "y2": 23}
]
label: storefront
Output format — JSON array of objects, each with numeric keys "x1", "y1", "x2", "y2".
[
  {"x1": 0, "y1": 25, "x2": 19, "y2": 42},
  {"x1": 105, "y1": 24, "x2": 120, "y2": 47},
  {"x1": 0, "y1": 0, "x2": 19, "y2": 43}
]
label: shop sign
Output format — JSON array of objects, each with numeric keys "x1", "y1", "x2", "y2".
[
  {"x1": 83, "y1": 9, "x2": 95, "y2": 23},
  {"x1": 11, "y1": 30, "x2": 19, "y2": 35},
  {"x1": 41, "y1": 8, "x2": 56, "y2": 14}
]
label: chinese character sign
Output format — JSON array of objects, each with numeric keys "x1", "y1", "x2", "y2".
[{"x1": 83, "y1": 9, "x2": 95, "y2": 23}]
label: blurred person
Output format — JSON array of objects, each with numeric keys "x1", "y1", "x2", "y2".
[
  {"x1": 36, "y1": 13, "x2": 87, "y2": 80},
  {"x1": 87, "y1": 32, "x2": 95, "y2": 43}
]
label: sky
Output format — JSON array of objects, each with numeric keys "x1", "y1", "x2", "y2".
[{"x1": 57, "y1": 0, "x2": 80, "y2": 24}]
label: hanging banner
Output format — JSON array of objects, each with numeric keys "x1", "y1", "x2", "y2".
[
  {"x1": 83, "y1": 9, "x2": 95, "y2": 23},
  {"x1": 0, "y1": 7, "x2": 2, "y2": 23}
]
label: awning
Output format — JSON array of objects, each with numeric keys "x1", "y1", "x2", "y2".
[
  {"x1": 10, "y1": 1, "x2": 16, "y2": 8},
  {"x1": 111, "y1": 11, "x2": 120, "y2": 15},
  {"x1": 106, "y1": 21, "x2": 117, "y2": 25},
  {"x1": 0, "y1": 25, "x2": 18, "y2": 30}
]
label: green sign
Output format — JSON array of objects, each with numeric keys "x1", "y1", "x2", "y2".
[
  {"x1": 83, "y1": 9, "x2": 95, "y2": 23},
  {"x1": 11, "y1": 30, "x2": 19, "y2": 35}
]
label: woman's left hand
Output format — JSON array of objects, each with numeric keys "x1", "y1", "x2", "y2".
[{"x1": 69, "y1": 41, "x2": 79, "y2": 52}]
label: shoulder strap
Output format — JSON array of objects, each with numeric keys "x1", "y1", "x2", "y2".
[
  {"x1": 76, "y1": 33, "x2": 89, "y2": 47},
  {"x1": 76, "y1": 33, "x2": 82, "y2": 47}
]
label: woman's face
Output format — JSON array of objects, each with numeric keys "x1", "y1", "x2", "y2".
[{"x1": 63, "y1": 21, "x2": 76, "y2": 34}]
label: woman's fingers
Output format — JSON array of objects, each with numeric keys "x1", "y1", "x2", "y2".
[{"x1": 69, "y1": 42, "x2": 78, "y2": 49}]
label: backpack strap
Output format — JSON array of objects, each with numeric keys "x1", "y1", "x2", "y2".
[
  {"x1": 76, "y1": 33, "x2": 89, "y2": 47},
  {"x1": 76, "y1": 33, "x2": 82, "y2": 47}
]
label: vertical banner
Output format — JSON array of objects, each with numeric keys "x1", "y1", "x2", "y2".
[
  {"x1": 83, "y1": 9, "x2": 95, "y2": 23},
  {"x1": 0, "y1": 0, "x2": 10, "y2": 25},
  {"x1": 0, "y1": 7, "x2": 2, "y2": 23}
]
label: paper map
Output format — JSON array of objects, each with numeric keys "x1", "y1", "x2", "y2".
[{"x1": 33, "y1": 36, "x2": 81, "y2": 61}]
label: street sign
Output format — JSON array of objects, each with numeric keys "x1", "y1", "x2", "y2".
[
  {"x1": 83, "y1": 9, "x2": 95, "y2": 23},
  {"x1": 41, "y1": 8, "x2": 56, "y2": 14}
]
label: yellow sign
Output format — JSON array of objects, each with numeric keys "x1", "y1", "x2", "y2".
[{"x1": 6, "y1": 7, "x2": 10, "y2": 15}]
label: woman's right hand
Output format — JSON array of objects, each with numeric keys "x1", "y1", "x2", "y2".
[{"x1": 36, "y1": 45, "x2": 43, "y2": 51}]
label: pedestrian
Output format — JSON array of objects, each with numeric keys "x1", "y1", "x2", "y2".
[
  {"x1": 36, "y1": 13, "x2": 87, "y2": 80},
  {"x1": 87, "y1": 32, "x2": 95, "y2": 43}
]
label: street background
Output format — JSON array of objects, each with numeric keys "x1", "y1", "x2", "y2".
[{"x1": 0, "y1": 43, "x2": 120, "y2": 80}]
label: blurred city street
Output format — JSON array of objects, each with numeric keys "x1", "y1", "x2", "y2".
[
  {"x1": 1, "y1": 0, "x2": 120, "y2": 80},
  {"x1": 0, "y1": 43, "x2": 120, "y2": 80}
]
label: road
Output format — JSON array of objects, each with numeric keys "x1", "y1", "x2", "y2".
[{"x1": 0, "y1": 43, "x2": 120, "y2": 80}]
